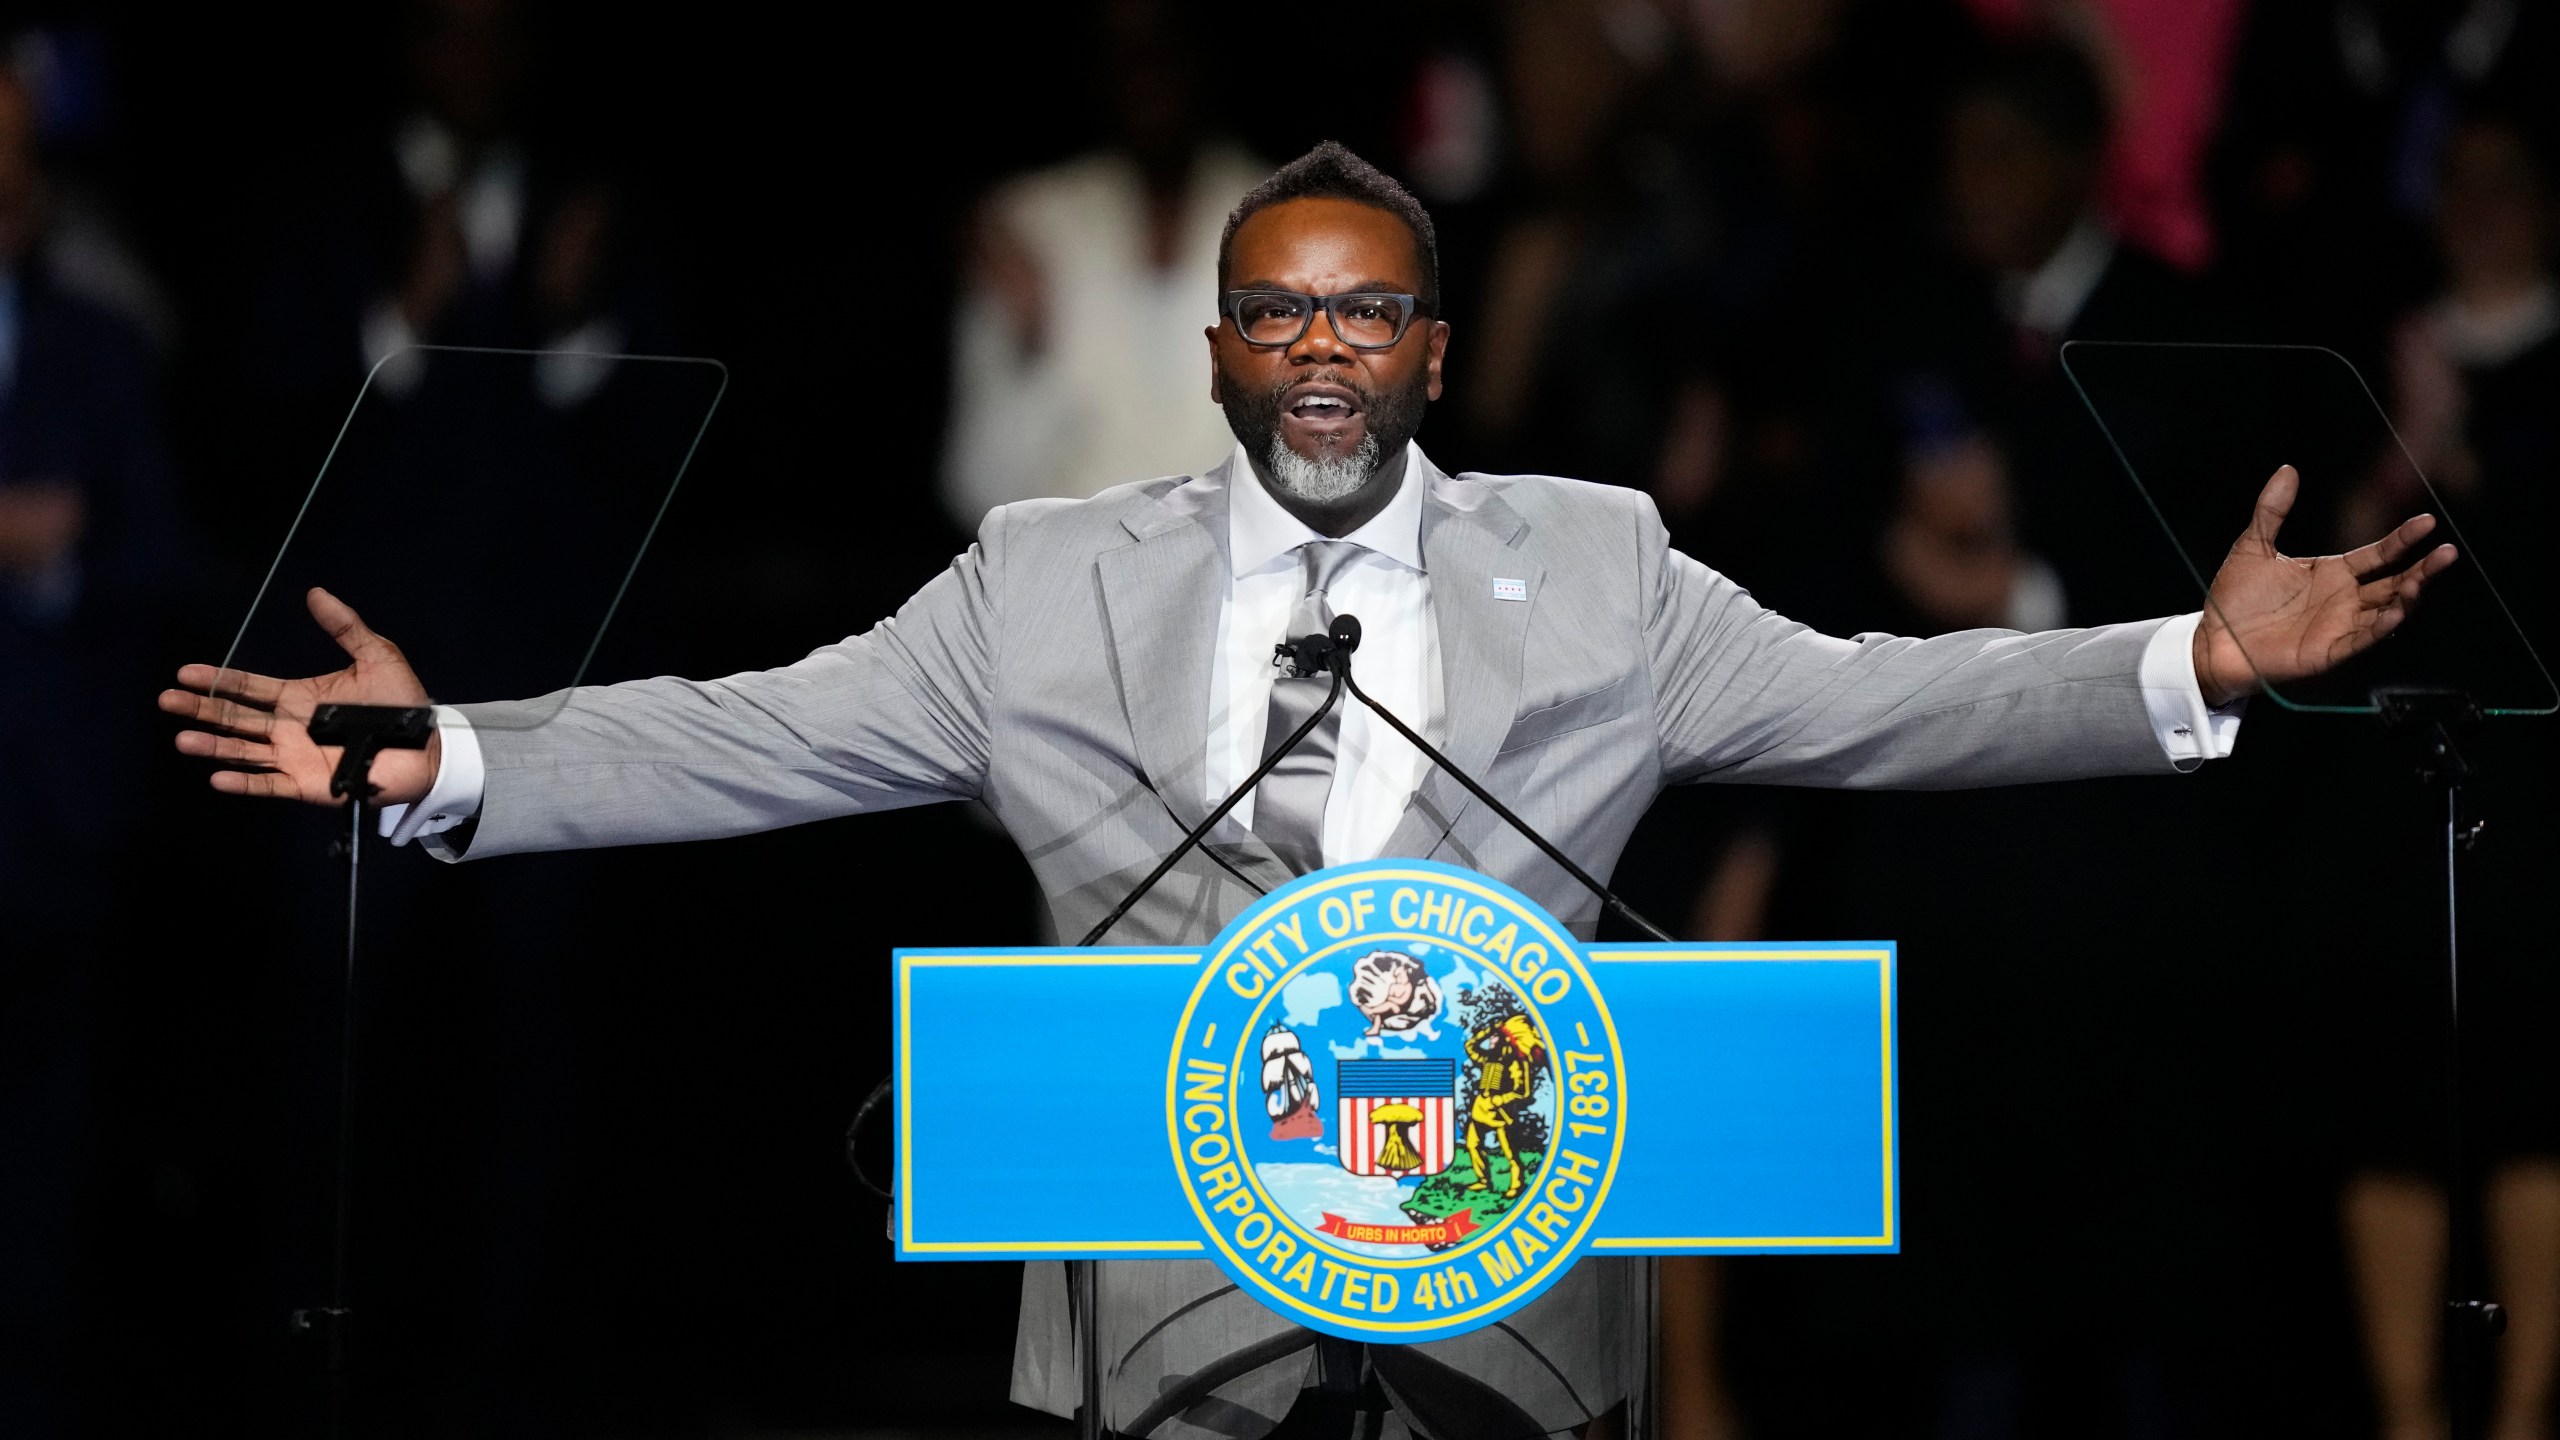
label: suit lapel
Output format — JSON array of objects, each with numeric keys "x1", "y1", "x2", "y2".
[
  {"x1": 1098, "y1": 468, "x2": 1226, "y2": 834},
  {"x1": 1096, "y1": 462, "x2": 1292, "y2": 885},
  {"x1": 1382, "y1": 466, "x2": 1539, "y2": 859}
]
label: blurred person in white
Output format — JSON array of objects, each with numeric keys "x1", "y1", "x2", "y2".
[{"x1": 938, "y1": 0, "x2": 1263, "y2": 531}]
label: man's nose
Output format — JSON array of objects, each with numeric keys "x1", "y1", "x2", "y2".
[{"x1": 1287, "y1": 306, "x2": 1356, "y2": 362}]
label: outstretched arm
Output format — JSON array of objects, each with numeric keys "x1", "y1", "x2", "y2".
[
  {"x1": 1645, "y1": 465, "x2": 2454, "y2": 790},
  {"x1": 161, "y1": 509, "x2": 1010, "y2": 857}
]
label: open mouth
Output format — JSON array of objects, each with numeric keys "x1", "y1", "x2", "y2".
[{"x1": 1281, "y1": 385, "x2": 1365, "y2": 441}]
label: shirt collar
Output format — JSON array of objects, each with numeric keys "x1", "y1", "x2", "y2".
[{"x1": 1227, "y1": 440, "x2": 1429, "y2": 578}]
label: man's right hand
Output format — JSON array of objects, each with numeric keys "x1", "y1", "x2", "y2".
[{"x1": 159, "y1": 587, "x2": 439, "y2": 806}]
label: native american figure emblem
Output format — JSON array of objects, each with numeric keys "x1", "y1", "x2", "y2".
[
  {"x1": 1260, "y1": 1024, "x2": 1324, "y2": 1140},
  {"x1": 1465, "y1": 1015, "x2": 1548, "y2": 1198},
  {"x1": 1347, "y1": 949, "x2": 1442, "y2": 1037}
]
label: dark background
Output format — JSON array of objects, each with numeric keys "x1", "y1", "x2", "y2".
[{"x1": 5, "y1": 1, "x2": 2558, "y2": 1436}]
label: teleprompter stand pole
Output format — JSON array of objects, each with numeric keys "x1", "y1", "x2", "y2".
[
  {"x1": 2375, "y1": 687, "x2": 2506, "y2": 1440},
  {"x1": 291, "y1": 703, "x2": 435, "y2": 1438}
]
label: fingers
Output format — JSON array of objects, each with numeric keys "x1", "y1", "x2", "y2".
[
  {"x1": 157, "y1": 688, "x2": 277, "y2": 738},
  {"x1": 174, "y1": 728, "x2": 278, "y2": 767},
  {"x1": 208, "y1": 768, "x2": 314, "y2": 801},
  {"x1": 2355, "y1": 542, "x2": 2458, "y2": 610},
  {"x1": 170, "y1": 662, "x2": 286, "y2": 707},
  {"x1": 2412, "y1": 541, "x2": 2458, "y2": 584},
  {"x1": 2244, "y1": 465, "x2": 2299, "y2": 553},
  {"x1": 307, "y1": 586, "x2": 395, "y2": 664},
  {"x1": 2345, "y1": 512, "x2": 2439, "y2": 579}
]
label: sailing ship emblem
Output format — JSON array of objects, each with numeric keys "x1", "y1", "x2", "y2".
[{"x1": 1260, "y1": 1024, "x2": 1323, "y2": 1140}]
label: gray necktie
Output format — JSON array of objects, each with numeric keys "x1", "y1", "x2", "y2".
[{"x1": 1254, "y1": 541, "x2": 1360, "y2": 874}]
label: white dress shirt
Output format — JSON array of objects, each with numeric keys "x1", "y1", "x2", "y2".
[
  {"x1": 382, "y1": 452, "x2": 2241, "y2": 848},
  {"x1": 1210, "y1": 442, "x2": 1441, "y2": 867}
]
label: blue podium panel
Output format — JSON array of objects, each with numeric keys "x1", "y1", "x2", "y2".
[
  {"x1": 897, "y1": 951, "x2": 1205, "y2": 1258},
  {"x1": 1585, "y1": 949, "x2": 1896, "y2": 1254},
  {"x1": 893, "y1": 942, "x2": 1896, "y2": 1260}
]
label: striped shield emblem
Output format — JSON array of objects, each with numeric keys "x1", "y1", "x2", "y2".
[{"x1": 1334, "y1": 1058, "x2": 1457, "y2": 1177}]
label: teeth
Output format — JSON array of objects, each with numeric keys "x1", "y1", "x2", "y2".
[{"x1": 1297, "y1": 396, "x2": 1349, "y2": 411}]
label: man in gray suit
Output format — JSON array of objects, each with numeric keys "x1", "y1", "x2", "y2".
[{"x1": 164, "y1": 143, "x2": 2452, "y2": 1439}]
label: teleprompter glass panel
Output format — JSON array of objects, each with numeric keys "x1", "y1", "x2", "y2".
[
  {"x1": 213, "y1": 345, "x2": 726, "y2": 729},
  {"x1": 2061, "y1": 341, "x2": 2555, "y2": 716}
]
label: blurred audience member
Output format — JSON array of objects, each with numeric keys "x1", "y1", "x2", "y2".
[
  {"x1": 6, "y1": 25, "x2": 171, "y2": 353},
  {"x1": 1957, "y1": 0, "x2": 2246, "y2": 272},
  {"x1": 937, "y1": 0, "x2": 1262, "y2": 532},
  {"x1": 1902, "y1": 37, "x2": 2225, "y2": 626},
  {"x1": 246, "y1": 0, "x2": 665, "y2": 433},
  {"x1": 1460, "y1": 0, "x2": 1689, "y2": 490},
  {"x1": 0, "y1": 58, "x2": 185, "y2": 1435},
  {"x1": 2332, "y1": 108, "x2": 2560, "y2": 1440},
  {"x1": 2213, "y1": 0, "x2": 2560, "y2": 357},
  {"x1": 1879, "y1": 389, "x2": 2064, "y2": 635}
]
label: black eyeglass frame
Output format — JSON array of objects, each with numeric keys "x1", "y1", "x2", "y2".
[{"x1": 1219, "y1": 289, "x2": 1433, "y2": 350}]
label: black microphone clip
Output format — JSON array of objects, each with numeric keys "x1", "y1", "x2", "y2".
[{"x1": 1273, "y1": 615, "x2": 1364, "y2": 679}]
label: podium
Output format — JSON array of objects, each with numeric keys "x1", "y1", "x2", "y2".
[{"x1": 894, "y1": 857, "x2": 1898, "y2": 1435}]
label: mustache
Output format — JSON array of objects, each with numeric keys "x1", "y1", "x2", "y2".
[{"x1": 1261, "y1": 373, "x2": 1378, "y2": 408}]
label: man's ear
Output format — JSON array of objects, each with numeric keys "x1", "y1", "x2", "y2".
[
  {"x1": 1205, "y1": 327, "x2": 1224, "y2": 403},
  {"x1": 1423, "y1": 319, "x2": 1451, "y2": 403}
]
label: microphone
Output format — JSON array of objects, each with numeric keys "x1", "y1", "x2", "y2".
[{"x1": 1274, "y1": 613, "x2": 1360, "y2": 679}]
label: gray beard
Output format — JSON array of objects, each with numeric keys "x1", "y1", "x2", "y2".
[{"x1": 1262, "y1": 432, "x2": 1382, "y2": 504}]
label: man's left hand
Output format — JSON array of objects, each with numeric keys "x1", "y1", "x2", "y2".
[{"x1": 2193, "y1": 464, "x2": 2458, "y2": 705}]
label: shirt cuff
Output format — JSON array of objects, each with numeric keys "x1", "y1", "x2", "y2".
[
  {"x1": 377, "y1": 706, "x2": 485, "y2": 845},
  {"x1": 2139, "y1": 612, "x2": 2245, "y2": 771}
]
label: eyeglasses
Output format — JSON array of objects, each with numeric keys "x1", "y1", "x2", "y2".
[{"x1": 1221, "y1": 290, "x2": 1430, "y2": 350}]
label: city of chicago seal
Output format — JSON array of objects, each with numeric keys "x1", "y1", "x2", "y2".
[{"x1": 1166, "y1": 859, "x2": 1628, "y2": 1342}]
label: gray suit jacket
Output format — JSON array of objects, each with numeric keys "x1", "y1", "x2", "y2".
[{"x1": 450, "y1": 451, "x2": 2185, "y2": 1436}]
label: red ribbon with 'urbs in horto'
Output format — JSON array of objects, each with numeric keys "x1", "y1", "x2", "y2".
[{"x1": 1316, "y1": 1209, "x2": 1477, "y2": 1246}]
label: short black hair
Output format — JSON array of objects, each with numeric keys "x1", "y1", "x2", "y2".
[
  {"x1": 1959, "y1": 41, "x2": 2111, "y2": 157},
  {"x1": 1218, "y1": 141, "x2": 1440, "y2": 312}
]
